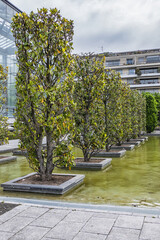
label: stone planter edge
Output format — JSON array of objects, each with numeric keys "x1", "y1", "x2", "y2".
[
  {"x1": 72, "y1": 158, "x2": 112, "y2": 170},
  {"x1": 1, "y1": 172, "x2": 85, "y2": 195},
  {"x1": 0, "y1": 156, "x2": 17, "y2": 164}
]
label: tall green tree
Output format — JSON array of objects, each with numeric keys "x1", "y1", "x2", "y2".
[
  {"x1": 0, "y1": 65, "x2": 8, "y2": 144},
  {"x1": 73, "y1": 54, "x2": 104, "y2": 162},
  {"x1": 143, "y1": 92, "x2": 158, "y2": 133},
  {"x1": 12, "y1": 8, "x2": 75, "y2": 180},
  {"x1": 100, "y1": 70, "x2": 123, "y2": 150},
  {"x1": 136, "y1": 92, "x2": 146, "y2": 137},
  {"x1": 154, "y1": 92, "x2": 160, "y2": 122}
]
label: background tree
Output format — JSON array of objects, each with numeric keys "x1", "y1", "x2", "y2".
[
  {"x1": 0, "y1": 65, "x2": 8, "y2": 144},
  {"x1": 12, "y1": 8, "x2": 75, "y2": 180},
  {"x1": 143, "y1": 92, "x2": 158, "y2": 133},
  {"x1": 73, "y1": 54, "x2": 104, "y2": 162}
]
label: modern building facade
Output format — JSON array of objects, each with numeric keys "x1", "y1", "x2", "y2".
[
  {"x1": 105, "y1": 48, "x2": 160, "y2": 93},
  {"x1": 0, "y1": 0, "x2": 21, "y2": 117}
]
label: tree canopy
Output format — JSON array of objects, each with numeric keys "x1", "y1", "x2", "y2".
[{"x1": 12, "y1": 8, "x2": 75, "y2": 180}]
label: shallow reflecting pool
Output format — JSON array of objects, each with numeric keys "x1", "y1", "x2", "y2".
[{"x1": 0, "y1": 136, "x2": 160, "y2": 208}]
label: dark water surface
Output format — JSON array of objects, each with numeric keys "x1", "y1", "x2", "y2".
[{"x1": 0, "y1": 136, "x2": 160, "y2": 208}]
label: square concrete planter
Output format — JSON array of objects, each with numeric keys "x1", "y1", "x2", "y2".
[
  {"x1": 72, "y1": 158, "x2": 112, "y2": 170},
  {"x1": 0, "y1": 156, "x2": 17, "y2": 164},
  {"x1": 130, "y1": 138, "x2": 145, "y2": 143},
  {"x1": 93, "y1": 149, "x2": 126, "y2": 158},
  {"x1": 13, "y1": 150, "x2": 27, "y2": 156},
  {"x1": 123, "y1": 141, "x2": 141, "y2": 146},
  {"x1": 111, "y1": 144, "x2": 135, "y2": 151},
  {"x1": 140, "y1": 136, "x2": 148, "y2": 141},
  {"x1": 1, "y1": 172, "x2": 85, "y2": 195}
]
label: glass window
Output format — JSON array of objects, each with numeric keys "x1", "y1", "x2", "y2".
[
  {"x1": 106, "y1": 60, "x2": 120, "y2": 67},
  {"x1": 127, "y1": 79, "x2": 134, "y2": 84},
  {"x1": 141, "y1": 68, "x2": 158, "y2": 74},
  {"x1": 127, "y1": 58, "x2": 134, "y2": 65},
  {"x1": 116, "y1": 69, "x2": 122, "y2": 75},
  {"x1": 128, "y1": 69, "x2": 135, "y2": 75},
  {"x1": 127, "y1": 59, "x2": 134, "y2": 65},
  {"x1": 140, "y1": 78, "x2": 159, "y2": 84},
  {"x1": 146, "y1": 55, "x2": 160, "y2": 63},
  {"x1": 0, "y1": 1, "x2": 20, "y2": 117},
  {"x1": 138, "y1": 57, "x2": 145, "y2": 64},
  {"x1": 141, "y1": 89, "x2": 159, "y2": 93}
]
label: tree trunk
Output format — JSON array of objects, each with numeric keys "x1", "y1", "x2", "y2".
[
  {"x1": 36, "y1": 131, "x2": 45, "y2": 180},
  {"x1": 105, "y1": 140, "x2": 111, "y2": 152},
  {"x1": 83, "y1": 148, "x2": 90, "y2": 162},
  {"x1": 45, "y1": 131, "x2": 54, "y2": 180}
]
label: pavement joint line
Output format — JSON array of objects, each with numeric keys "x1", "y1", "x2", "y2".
[{"x1": 0, "y1": 196, "x2": 160, "y2": 216}]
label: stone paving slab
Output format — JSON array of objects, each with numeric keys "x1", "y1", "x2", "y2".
[
  {"x1": 0, "y1": 215, "x2": 34, "y2": 233},
  {"x1": 9, "y1": 225, "x2": 50, "y2": 240},
  {"x1": 63, "y1": 210, "x2": 93, "y2": 223},
  {"x1": 30, "y1": 211, "x2": 67, "y2": 228},
  {"x1": 73, "y1": 231, "x2": 107, "y2": 240},
  {"x1": 81, "y1": 216, "x2": 115, "y2": 234},
  {"x1": 114, "y1": 215, "x2": 144, "y2": 229},
  {"x1": 0, "y1": 231, "x2": 15, "y2": 240},
  {"x1": 0, "y1": 204, "x2": 29, "y2": 223},
  {"x1": 107, "y1": 227, "x2": 140, "y2": 240},
  {"x1": 140, "y1": 222, "x2": 160, "y2": 240},
  {"x1": 45, "y1": 221, "x2": 85, "y2": 239},
  {"x1": 17, "y1": 206, "x2": 49, "y2": 218}
]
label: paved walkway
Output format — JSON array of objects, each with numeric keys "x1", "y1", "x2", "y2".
[{"x1": 0, "y1": 198, "x2": 160, "y2": 240}]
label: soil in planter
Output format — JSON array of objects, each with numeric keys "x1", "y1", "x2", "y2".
[
  {"x1": 17, "y1": 174, "x2": 74, "y2": 186},
  {"x1": 75, "y1": 158, "x2": 104, "y2": 163},
  {"x1": 0, "y1": 203, "x2": 19, "y2": 216}
]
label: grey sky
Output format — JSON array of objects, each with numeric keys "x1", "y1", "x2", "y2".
[{"x1": 10, "y1": 0, "x2": 160, "y2": 54}]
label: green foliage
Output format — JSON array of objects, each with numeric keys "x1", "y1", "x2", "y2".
[
  {"x1": 73, "y1": 53, "x2": 105, "y2": 161},
  {"x1": 100, "y1": 70, "x2": 146, "y2": 147},
  {"x1": 12, "y1": 8, "x2": 75, "y2": 180},
  {"x1": 7, "y1": 131, "x2": 19, "y2": 140},
  {"x1": 143, "y1": 92, "x2": 158, "y2": 133},
  {"x1": 100, "y1": 70, "x2": 124, "y2": 149},
  {"x1": 130, "y1": 90, "x2": 146, "y2": 138},
  {"x1": 154, "y1": 92, "x2": 160, "y2": 112},
  {"x1": 0, "y1": 65, "x2": 9, "y2": 145}
]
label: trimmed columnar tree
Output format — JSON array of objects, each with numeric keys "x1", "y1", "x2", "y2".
[
  {"x1": 115, "y1": 81, "x2": 132, "y2": 145},
  {"x1": 0, "y1": 65, "x2": 8, "y2": 144},
  {"x1": 154, "y1": 92, "x2": 160, "y2": 122},
  {"x1": 73, "y1": 54, "x2": 104, "y2": 162},
  {"x1": 143, "y1": 92, "x2": 158, "y2": 133},
  {"x1": 136, "y1": 92, "x2": 146, "y2": 137},
  {"x1": 130, "y1": 90, "x2": 141, "y2": 139},
  {"x1": 12, "y1": 8, "x2": 75, "y2": 180},
  {"x1": 100, "y1": 70, "x2": 123, "y2": 150}
]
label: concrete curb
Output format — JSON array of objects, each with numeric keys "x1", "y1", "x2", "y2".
[{"x1": 0, "y1": 196, "x2": 160, "y2": 216}]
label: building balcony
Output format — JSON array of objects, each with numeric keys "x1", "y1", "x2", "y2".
[
  {"x1": 105, "y1": 61, "x2": 160, "y2": 69},
  {"x1": 130, "y1": 83, "x2": 160, "y2": 89}
]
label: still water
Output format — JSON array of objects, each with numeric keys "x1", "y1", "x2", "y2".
[{"x1": 0, "y1": 136, "x2": 160, "y2": 207}]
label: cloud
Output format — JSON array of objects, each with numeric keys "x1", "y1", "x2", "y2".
[{"x1": 10, "y1": 0, "x2": 160, "y2": 54}]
